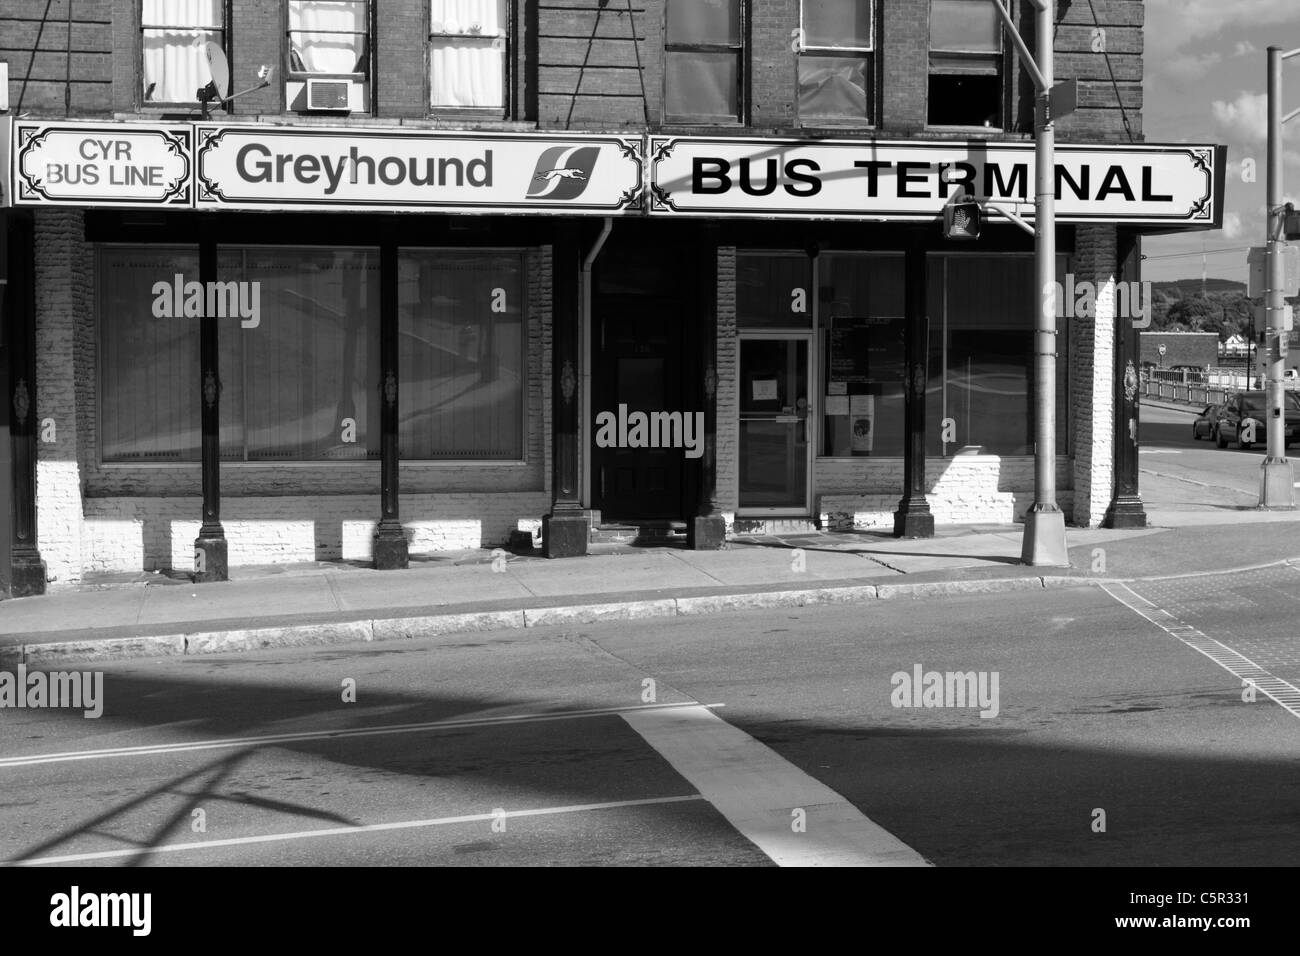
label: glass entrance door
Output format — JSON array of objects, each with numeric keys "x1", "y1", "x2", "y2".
[{"x1": 738, "y1": 336, "x2": 811, "y2": 512}]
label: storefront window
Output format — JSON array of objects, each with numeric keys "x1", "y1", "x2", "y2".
[
  {"x1": 398, "y1": 250, "x2": 525, "y2": 460},
  {"x1": 98, "y1": 248, "x2": 202, "y2": 462},
  {"x1": 926, "y1": 255, "x2": 1069, "y2": 457},
  {"x1": 737, "y1": 253, "x2": 813, "y2": 329},
  {"x1": 818, "y1": 253, "x2": 905, "y2": 457},
  {"x1": 222, "y1": 247, "x2": 380, "y2": 461}
]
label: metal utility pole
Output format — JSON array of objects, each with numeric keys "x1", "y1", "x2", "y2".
[
  {"x1": 992, "y1": 0, "x2": 1068, "y2": 564},
  {"x1": 1260, "y1": 46, "x2": 1300, "y2": 507}
]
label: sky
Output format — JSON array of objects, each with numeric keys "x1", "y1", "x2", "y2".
[{"x1": 1140, "y1": 0, "x2": 1300, "y2": 284}]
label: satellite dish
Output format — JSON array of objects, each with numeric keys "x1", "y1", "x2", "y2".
[{"x1": 203, "y1": 41, "x2": 230, "y2": 100}]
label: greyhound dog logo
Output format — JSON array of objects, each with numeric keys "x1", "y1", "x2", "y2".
[{"x1": 527, "y1": 145, "x2": 600, "y2": 201}]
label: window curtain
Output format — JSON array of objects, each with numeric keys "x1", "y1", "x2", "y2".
[
  {"x1": 398, "y1": 251, "x2": 524, "y2": 459},
  {"x1": 234, "y1": 248, "x2": 380, "y2": 461},
  {"x1": 288, "y1": 1, "x2": 368, "y2": 74},
  {"x1": 99, "y1": 248, "x2": 201, "y2": 461},
  {"x1": 142, "y1": 0, "x2": 222, "y2": 102},
  {"x1": 430, "y1": 0, "x2": 506, "y2": 107}
]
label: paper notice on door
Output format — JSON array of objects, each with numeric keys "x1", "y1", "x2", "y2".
[
  {"x1": 752, "y1": 379, "x2": 778, "y2": 402},
  {"x1": 850, "y1": 395, "x2": 875, "y2": 453},
  {"x1": 827, "y1": 381, "x2": 848, "y2": 396},
  {"x1": 824, "y1": 395, "x2": 850, "y2": 416}
]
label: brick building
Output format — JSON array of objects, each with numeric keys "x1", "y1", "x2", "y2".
[{"x1": 0, "y1": 1, "x2": 1223, "y2": 593}]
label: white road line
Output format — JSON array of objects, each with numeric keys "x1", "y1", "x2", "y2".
[
  {"x1": 622, "y1": 704, "x2": 930, "y2": 867},
  {"x1": 9, "y1": 795, "x2": 705, "y2": 866},
  {"x1": 0, "y1": 700, "x2": 725, "y2": 770},
  {"x1": 1101, "y1": 583, "x2": 1300, "y2": 720}
]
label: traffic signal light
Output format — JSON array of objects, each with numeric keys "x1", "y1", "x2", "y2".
[
  {"x1": 1285, "y1": 203, "x2": 1300, "y2": 241},
  {"x1": 943, "y1": 192, "x2": 982, "y2": 240}
]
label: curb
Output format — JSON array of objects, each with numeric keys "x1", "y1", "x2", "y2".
[
  {"x1": 8, "y1": 556, "x2": 1299, "y2": 667},
  {"x1": 2, "y1": 574, "x2": 1098, "y2": 667}
]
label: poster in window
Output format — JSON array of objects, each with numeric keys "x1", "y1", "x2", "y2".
[{"x1": 850, "y1": 394, "x2": 874, "y2": 453}]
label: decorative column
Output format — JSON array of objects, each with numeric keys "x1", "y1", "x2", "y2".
[
  {"x1": 543, "y1": 222, "x2": 589, "y2": 557},
  {"x1": 194, "y1": 232, "x2": 228, "y2": 581},
  {"x1": 373, "y1": 243, "x2": 409, "y2": 569},
  {"x1": 6, "y1": 210, "x2": 46, "y2": 595},
  {"x1": 690, "y1": 229, "x2": 726, "y2": 549},
  {"x1": 894, "y1": 236, "x2": 935, "y2": 538},
  {"x1": 1106, "y1": 231, "x2": 1147, "y2": 528}
]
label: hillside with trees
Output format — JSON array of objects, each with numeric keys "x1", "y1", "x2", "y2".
[{"x1": 1149, "y1": 280, "x2": 1300, "y2": 341}]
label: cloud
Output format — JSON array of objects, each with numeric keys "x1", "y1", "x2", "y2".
[
  {"x1": 1146, "y1": 0, "x2": 1300, "y2": 61},
  {"x1": 1165, "y1": 51, "x2": 1223, "y2": 81},
  {"x1": 1221, "y1": 212, "x2": 1245, "y2": 239},
  {"x1": 1212, "y1": 91, "x2": 1269, "y2": 142},
  {"x1": 1234, "y1": 40, "x2": 1258, "y2": 56}
]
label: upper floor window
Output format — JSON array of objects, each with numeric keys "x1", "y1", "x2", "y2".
[
  {"x1": 430, "y1": 0, "x2": 509, "y2": 110},
  {"x1": 928, "y1": 0, "x2": 1003, "y2": 127},
  {"x1": 797, "y1": 1, "x2": 874, "y2": 125},
  {"x1": 287, "y1": 1, "x2": 371, "y2": 79},
  {"x1": 141, "y1": 0, "x2": 225, "y2": 105},
  {"x1": 664, "y1": 0, "x2": 743, "y2": 124}
]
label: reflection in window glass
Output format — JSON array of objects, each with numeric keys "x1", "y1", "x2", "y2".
[
  {"x1": 230, "y1": 248, "x2": 381, "y2": 461},
  {"x1": 398, "y1": 251, "x2": 525, "y2": 460},
  {"x1": 803, "y1": 1, "x2": 872, "y2": 48},
  {"x1": 798, "y1": 1, "x2": 873, "y2": 124},
  {"x1": 737, "y1": 253, "x2": 813, "y2": 329},
  {"x1": 99, "y1": 247, "x2": 201, "y2": 461},
  {"x1": 798, "y1": 56, "x2": 869, "y2": 122},
  {"x1": 818, "y1": 254, "x2": 905, "y2": 457},
  {"x1": 928, "y1": 0, "x2": 1002, "y2": 127},
  {"x1": 664, "y1": 0, "x2": 742, "y2": 123},
  {"x1": 666, "y1": 0, "x2": 740, "y2": 45},
  {"x1": 925, "y1": 255, "x2": 1068, "y2": 457}
]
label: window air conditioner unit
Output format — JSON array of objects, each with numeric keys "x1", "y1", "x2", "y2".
[{"x1": 306, "y1": 77, "x2": 352, "y2": 112}]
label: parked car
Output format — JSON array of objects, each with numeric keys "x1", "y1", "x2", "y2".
[
  {"x1": 1216, "y1": 391, "x2": 1300, "y2": 449},
  {"x1": 1191, "y1": 403, "x2": 1223, "y2": 441}
]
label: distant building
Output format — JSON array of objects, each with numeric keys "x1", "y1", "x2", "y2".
[{"x1": 1140, "y1": 332, "x2": 1219, "y2": 370}]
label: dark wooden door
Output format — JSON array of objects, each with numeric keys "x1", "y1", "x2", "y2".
[{"x1": 592, "y1": 243, "x2": 692, "y2": 521}]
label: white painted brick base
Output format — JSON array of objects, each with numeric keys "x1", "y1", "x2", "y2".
[{"x1": 82, "y1": 493, "x2": 550, "y2": 573}]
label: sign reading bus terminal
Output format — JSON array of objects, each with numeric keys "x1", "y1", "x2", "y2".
[
  {"x1": 649, "y1": 136, "x2": 1227, "y2": 227},
  {"x1": 8, "y1": 120, "x2": 1226, "y2": 228}
]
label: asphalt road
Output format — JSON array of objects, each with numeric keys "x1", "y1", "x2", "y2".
[
  {"x1": 1140, "y1": 401, "x2": 1277, "y2": 510},
  {"x1": 3, "y1": 571, "x2": 1297, "y2": 867}
]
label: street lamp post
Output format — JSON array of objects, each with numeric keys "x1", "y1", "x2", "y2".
[
  {"x1": 1260, "y1": 45, "x2": 1300, "y2": 508},
  {"x1": 990, "y1": 0, "x2": 1068, "y2": 564}
]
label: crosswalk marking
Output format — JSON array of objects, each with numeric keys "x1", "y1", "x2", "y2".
[
  {"x1": 1102, "y1": 582, "x2": 1300, "y2": 720},
  {"x1": 623, "y1": 704, "x2": 930, "y2": 867}
]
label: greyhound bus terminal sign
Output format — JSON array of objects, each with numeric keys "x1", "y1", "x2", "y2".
[
  {"x1": 192, "y1": 125, "x2": 644, "y2": 213},
  {"x1": 9, "y1": 120, "x2": 1225, "y2": 227},
  {"x1": 649, "y1": 136, "x2": 1226, "y2": 227}
]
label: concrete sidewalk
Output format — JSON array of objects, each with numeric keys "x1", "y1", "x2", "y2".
[{"x1": 2, "y1": 519, "x2": 1297, "y2": 666}]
